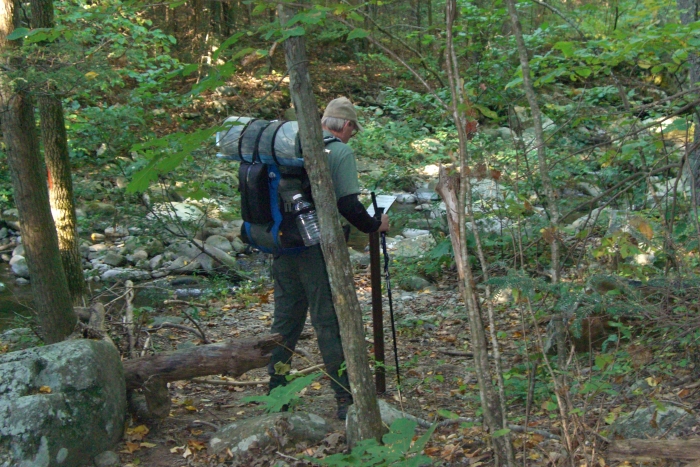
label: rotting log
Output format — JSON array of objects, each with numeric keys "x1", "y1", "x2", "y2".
[
  {"x1": 123, "y1": 334, "x2": 282, "y2": 418},
  {"x1": 607, "y1": 438, "x2": 700, "y2": 461}
]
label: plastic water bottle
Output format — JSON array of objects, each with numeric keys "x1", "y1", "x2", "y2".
[{"x1": 292, "y1": 194, "x2": 321, "y2": 246}]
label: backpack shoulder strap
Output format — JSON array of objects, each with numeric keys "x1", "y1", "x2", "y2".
[{"x1": 323, "y1": 135, "x2": 342, "y2": 145}]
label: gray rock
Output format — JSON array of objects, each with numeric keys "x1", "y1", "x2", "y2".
[
  {"x1": 348, "y1": 248, "x2": 369, "y2": 267},
  {"x1": 101, "y1": 268, "x2": 151, "y2": 282},
  {"x1": 101, "y1": 252, "x2": 126, "y2": 267},
  {"x1": 93, "y1": 450, "x2": 119, "y2": 467},
  {"x1": 0, "y1": 282, "x2": 4, "y2": 293},
  {"x1": 388, "y1": 234, "x2": 436, "y2": 258},
  {"x1": 0, "y1": 340, "x2": 125, "y2": 467},
  {"x1": 611, "y1": 405, "x2": 700, "y2": 439},
  {"x1": 84, "y1": 202, "x2": 116, "y2": 217},
  {"x1": 15, "y1": 278, "x2": 29, "y2": 286},
  {"x1": 89, "y1": 243, "x2": 110, "y2": 253},
  {"x1": 205, "y1": 235, "x2": 233, "y2": 253},
  {"x1": 128, "y1": 249, "x2": 149, "y2": 263},
  {"x1": 496, "y1": 127, "x2": 514, "y2": 140},
  {"x1": 396, "y1": 193, "x2": 417, "y2": 204},
  {"x1": 415, "y1": 187, "x2": 439, "y2": 203},
  {"x1": 148, "y1": 254, "x2": 163, "y2": 271},
  {"x1": 2, "y1": 208, "x2": 19, "y2": 220},
  {"x1": 398, "y1": 275, "x2": 433, "y2": 292},
  {"x1": 231, "y1": 237, "x2": 247, "y2": 254},
  {"x1": 0, "y1": 228, "x2": 7, "y2": 240},
  {"x1": 169, "y1": 242, "x2": 215, "y2": 271},
  {"x1": 205, "y1": 218, "x2": 224, "y2": 228},
  {"x1": 12, "y1": 244, "x2": 24, "y2": 257},
  {"x1": 402, "y1": 228, "x2": 429, "y2": 238},
  {"x1": 151, "y1": 316, "x2": 185, "y2": 326},
  {"x1": 104, "y1": 226, "x2": 128, "y2": 238},
  {"x1": 9, "y1": 255, "x2": 29, "y2": 278},
  {"x1": 346, "y1": 400, "x2": 425, "y2": 448},
  {"x1": 209, "y1": 412, "x2": 331, "y2": 455},
  {"x1": 148, "y1": 202, "x2": 204, "y2": 223}
]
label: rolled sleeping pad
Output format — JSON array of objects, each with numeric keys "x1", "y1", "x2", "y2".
[{"x1": 216, "y1": 116, "x2": 304, "y2": 167}]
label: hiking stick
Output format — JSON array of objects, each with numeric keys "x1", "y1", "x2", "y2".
[{"x1": 371, "y1": 192, "x2": 401, "y2": 389}]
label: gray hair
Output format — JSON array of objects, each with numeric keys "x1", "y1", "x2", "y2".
[{"x1": 321, "y1": 116, "x2": 347, "y2": 132}]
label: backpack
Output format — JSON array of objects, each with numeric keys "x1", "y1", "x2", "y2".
[{"x1": 233, "y1": 120, "x2": 340, "y2": 255}]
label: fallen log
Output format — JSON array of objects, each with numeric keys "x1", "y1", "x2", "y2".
[
  {"x1": 607, "y1": 438, "x2": 700, "y2": 461},
  {"x1": 123, "y1": 334, "x2": 282, "y2": 418}
]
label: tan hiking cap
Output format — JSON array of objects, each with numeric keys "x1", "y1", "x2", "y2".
[{"x1": 322, "y1": 97, "x2": 363, "y2": 131}]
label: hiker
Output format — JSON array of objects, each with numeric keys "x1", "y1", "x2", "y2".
[{"x1": 268, "y1": 97, "x2": 390, "y2": 420}]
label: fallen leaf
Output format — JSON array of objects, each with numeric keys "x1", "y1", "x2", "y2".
[
  {"x1": 122, "y1": 442, "x2": 141, "y2": 454},
  {"x1": 182, "y1": 446, "x2": 192, "y2": 458},
  {"x1": 126, "y1": 425, "x2": 149, "y2": 441},
  {"x1": 678, "y1": 388, "x2": 691, "y2": 398},
  {"x1": 170, "y1": 445, "x2": 184, "y2": 453},
  {"x1": 140, "y1": 442, "x2": 156, "y2": 448},
  {"x1": 188, "y1": 439, "x2": 206, "y2": 451},
  {"x1": 190, "y1": 429, "x2": 203, "y2": 436},
  {"x1": 38, "y1": 386, "x2": 52, "y2": 394},
  {"x1": 185, "y1": 405, "x2": 198, "y2": 412},
  {"x1": 311, "y1": 382, "x2": 322, "y2": 390}
]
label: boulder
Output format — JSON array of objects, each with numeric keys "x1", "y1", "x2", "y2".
[
  {"x1": 9, "y1": 256, "x2": 29, "y2": 279},
  {"x1": 388, "y1": 234, "x2": 436, "y2": 258},
  {"x1": 12, "y1": 244, "x2": 24, "y2": 257},
  {"x1": 209, "y1": 412, "x2": 331, "y2": 456},
  {"x1": 231, "y1": 237, "x2": 247, "y2": 254},
  {"x1": 205, "y1": 235, "x2": 233, "y2": 253},
  {"x1": 101, "y1": 252, "x2": 126, "y2": 268},
  {"x1": 396, "y1": 193, "x2": 417, "y2": 204},
  {"x1": 148, "y1": 202, "x2": 204, "y2": 223},
  {"x1": 398, "y1": 275, "x2": 433, "y2": 292},
  {"x1": 0, "y1": 339, "x2": 126, "y2": 467},
  {"x1": 610, "y1": 405, "x2": 700, "y2": 439},
  {"x1": 104, "y1": 226, "x2": 128, "y2": 238},
  {"x1": 101, "y1": 268, "x2": 151, "y2": 282}
]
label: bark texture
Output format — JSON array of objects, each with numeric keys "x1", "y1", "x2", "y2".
[
  {"x1": 30, "y1": 0, "x2": 86, "y2": 302},
  {"x1": 278, "y1": 4, "x2": 384, "y2": 443},
  {"x1": 607, "y1": 438, "x2": 700, "y2": 461},
  {"x1": 0, "y1": 0, "x2": 76, "y2": 343},
  {"x1": 677, "y1": 0, "x2": 700, "y2": 204},
  {"x1": 123, "y1": 335, "x2": 282, "y2": 418}
]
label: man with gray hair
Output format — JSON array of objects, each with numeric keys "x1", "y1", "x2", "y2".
[{"x1": 268, "y1": 97, "x2": 389, "y2": 420}]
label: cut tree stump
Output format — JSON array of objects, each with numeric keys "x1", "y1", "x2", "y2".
[
  {"x1": 607, "y1": 438, "x2": 700, "y2": 461},
  {"x1": 123, "y1": 334, "x2": 282, "y2": 418}
]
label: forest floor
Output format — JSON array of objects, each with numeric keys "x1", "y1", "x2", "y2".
[{"x1": 3, "y1": 54, "x2": 699, "y2": 466}]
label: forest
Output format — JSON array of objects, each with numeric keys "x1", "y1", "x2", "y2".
[{"x1": 0, "y1": 0, "x2": 699, "y2": 464}]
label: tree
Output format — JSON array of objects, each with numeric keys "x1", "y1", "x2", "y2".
[
  {"x1": 278, "y1": 4, "x2": 385, "y2": 443},
  {"x1": 30, "y1": 0, "x2": 87, "y2": 303},
  {"x1": 0, "y1": 0, "x2": 76, "y2": 343},
  {"x1": 677, "y1": 0, "x2": 700, "y2": 205}
]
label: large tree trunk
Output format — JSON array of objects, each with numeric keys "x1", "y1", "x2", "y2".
[
  {"x1": 677, "y1": 0, "x2": 700, "y2": 204},
  {"x1": 0, "y1": 0, "x2": 76, "y2": 343},
  {"x1": 124, "y1": 335, "x2": 282, "y2": 418},
  {"x1": 30, "y1": 0, "x2": 87, "y2": 303},
  {"x1": 278, "y1": 4, "x2": 384, "y2": 443}
]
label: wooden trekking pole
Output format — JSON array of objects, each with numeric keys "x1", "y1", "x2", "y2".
[{"x1": 369, "y1": 204, "x2": 386, "y2": 394}]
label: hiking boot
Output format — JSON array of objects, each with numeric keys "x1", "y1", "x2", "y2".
[{"x1": 336, "y1": 396, "x2": 353, "y2": 421}]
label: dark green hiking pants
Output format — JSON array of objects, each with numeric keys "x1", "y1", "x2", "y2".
[{"x1": 267, "y1": 244, "x2": 351, "y2": 400}]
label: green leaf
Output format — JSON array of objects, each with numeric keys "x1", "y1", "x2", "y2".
[
  {"x1": 473, "y1": 103, "x2": 498, "y2": 120},
  {"x1": 574, "y1": 67, "x2": 592, "y2": 78},
  {"x1": 347, "y1": 28, "x2": 370, "y2": 41},
  {"x1": 212, "y1": 32, "x2": 245, "y2": 61},
  {"x1": 282, "y1": 26, "x2": 306, "y2": 40},
  {"x1": 7, "y1": 28, "x2": 30, "y2": 40},
  {"x1": 243, "y1": 372, "x2": 322, "y2": 413},
  {"x1": 554, "y1": 41, "x2": 575, "y2": 58},
  {"x1": 438, "y1": 409, "x2": 459, "y2": 419},
  {"x1": 492, "y1": 428, "x2": 511, "y2": 438}
]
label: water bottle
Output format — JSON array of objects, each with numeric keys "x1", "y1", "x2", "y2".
[{"x1": 292, "y1": 194, "x2": 321, "y2": 246}]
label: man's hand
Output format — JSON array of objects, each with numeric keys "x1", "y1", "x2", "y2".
[{"x1": 378, "y1": 214, "x2": 390, "y2": 233}]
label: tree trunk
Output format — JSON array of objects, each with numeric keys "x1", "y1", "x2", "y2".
[
  {"x1": 0, "y1": 0, "x2": 76, "y2": 343},
  {"x1": 124, "y1": 334, "x2": 282, "y2": 418},
  {"x1": 677, "y1": 0, "x2": 700, "y2": 204},
  {"x1": 278, "y1": 4, "x2": 384, "y2": 443},
  {"x1": 30, "y1": 0, "x2": 87, "y2": 303},
  {"x1": 607, "y1": 438, "x2": 700, "y2": 461},
  {"x1": 442, "y1": 2, "x2": 514, "y2": 464}
]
